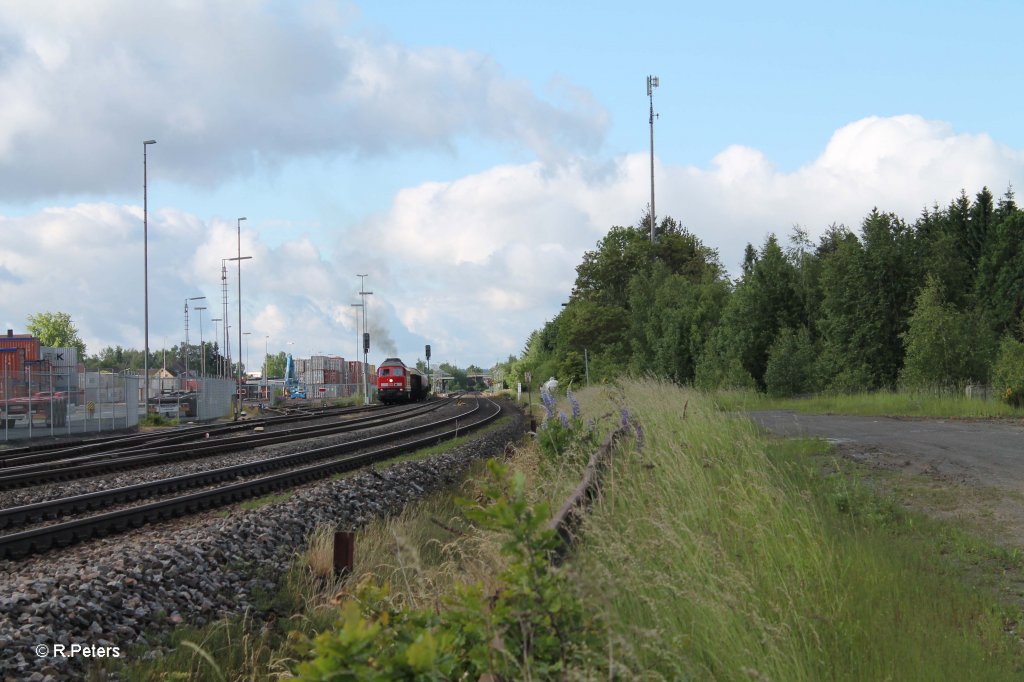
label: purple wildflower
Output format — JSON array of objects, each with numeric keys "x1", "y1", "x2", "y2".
[
  {"x1": 567, "y1": 389, "x2": 581, "y2": 419},
  {"x1": 560, "y1": 411, "x2": 569, "y2": 429},
  {"x1": 620, "y1": 406, "x2": 630, "y2": 428},
  {"x1": 634, "y1": 421, "x2": 645, "y2": 451},
  {"x1": 541, "y1": 390, "x2": 556, "y2": 420}
]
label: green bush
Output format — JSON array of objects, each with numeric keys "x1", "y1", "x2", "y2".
[
  {"x1": 292, "y1": 460, "x2": 603, "y2": 680},
  {"x1": 139, "y1": 412, "x2": 175, "y2": 427},
  {"x1": 991, "y1": 336, "x2": 1024, "y2": 407}
]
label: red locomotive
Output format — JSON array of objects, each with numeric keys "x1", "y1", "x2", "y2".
[{"x1": 376, "y1": 358, "x2": 429, "y2": 404}]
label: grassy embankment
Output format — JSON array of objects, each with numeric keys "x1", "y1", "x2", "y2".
[
  {"x1": 109, "y1": 382, "x2": 1024, "y2": 679},
  {"x1": 714, "y1": 386, "x2": 1023, "y2": 418}
]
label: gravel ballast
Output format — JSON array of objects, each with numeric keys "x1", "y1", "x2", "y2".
[{"x1": 0, "y1": 402, "x2": 526, "y2": 680}]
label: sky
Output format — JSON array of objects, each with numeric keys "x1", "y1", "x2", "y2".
[{"x1": 2, "y1": 0, "x2": 1024, "y2": 371}]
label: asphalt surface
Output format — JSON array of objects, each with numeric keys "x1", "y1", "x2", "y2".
[{"x1": 749, "y1": 411, "x2": 1024, "y2": 491}]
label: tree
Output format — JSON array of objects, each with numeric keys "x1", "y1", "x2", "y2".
[
  {"x1": 264, "y1": 351, "x2": 287, "y2": 379},
  {"x1": 817, "y1": 210, "x2": 919, "y2": 390},
  {"x1": 26, "y1": 311, "x2": 86, "y2": 355},
  {"x1": 975, "y1": 211, "x2": 1024, "y2": 340},
  {"x1": 899, "y1": 277, "x2": 991, "y2": 388},
  {"x1": 711, "y1": 235, "x2": 801, "y2": 389},
  {"x1": 764, "y1": 326, "x2": 818, "y2": 397}
]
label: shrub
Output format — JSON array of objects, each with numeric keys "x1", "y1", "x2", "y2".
[
  {"x1": 991, "y1": 336, "x2": 1024, "y2": 407},
  {"x1": 292, "y1": 460, "x2": 603, "y2": 680}
]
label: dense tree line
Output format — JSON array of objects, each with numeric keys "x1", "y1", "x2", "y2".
[{"x1": 499, "y1": 188, "x2": 1024, "y2": 402}]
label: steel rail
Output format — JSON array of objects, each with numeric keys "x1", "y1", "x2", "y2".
[
  {"x1": 0, "y1": 399, "x2": 474, "y2": 530},
  {"x1": 0, "y1": 398, "x2": 502, "y2": 559},
  {"x1": 0, "y1": 400, "x2": 449, "y2": 490},
  {"x1": 0, "y1": 402, "x2": 384, "y2": 468}
]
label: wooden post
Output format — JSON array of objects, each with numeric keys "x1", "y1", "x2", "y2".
[{"x1": 333, "y1": 531, "x2": 354, "y2": 577}]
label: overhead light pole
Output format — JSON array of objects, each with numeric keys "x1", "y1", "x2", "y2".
[
  {"x1": 647, "y1": 75, "x2": 659, "y2": 243},
  {"x1": 142, "y1": 139, "x2": 156, "y2": 403},
  {"x1": 184, "y1": 296, "x2": 205, "y2": 388},
  {"x1": 243, "y1": 331, "x2": 251, "y2": 381},
  {"x1": 264, "y1": 334, "x2": 269, "y2": 401},
  {"x1": 210, "y1": 318, "x2": 221, "y2": 376},
  {"x1": 195, "y1": 306, "x2": 207, "y2": 377},
  {"x1": 357, "y1": 275, "x2": 373, "y2": 405},
  {"x1": 350, "y1": 303, "x2": 362, "y2": 401},
  {"x1": 230, "y1": 217, "x2": 251, "y2": 419}
]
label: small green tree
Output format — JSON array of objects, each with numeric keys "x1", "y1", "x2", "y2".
[
  {"x1": 899, "y1": 277, "x2": 991, "y2": 388},
  {"x1": 992, "y1": 336, "x2": 1024, "y2": 407},
  {"x1": 26, "y1": 311, "x2": 86, "y2": 355},
  {"x1": 764, "y1": 326, "x2": 818, "y2": 397}
]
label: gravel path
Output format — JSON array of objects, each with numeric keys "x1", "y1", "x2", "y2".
[
  {"x1": 0, "y1": 402, "x2": 525, "y2": 681},
  {"x1": 748, "y1": 411, "x2": 1024, "y2": 491}
]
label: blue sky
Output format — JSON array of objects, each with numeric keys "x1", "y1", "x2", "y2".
[{"x1": 1, "y1": 1, "x2": 1023, "y2": 370}]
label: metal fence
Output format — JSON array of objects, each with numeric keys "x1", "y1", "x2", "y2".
[{"x1": 0, "y1": 366, "x2": 139, "y2": 441}]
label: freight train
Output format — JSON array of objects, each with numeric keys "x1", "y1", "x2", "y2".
[{"x1": 376, "y1": 358, "x2": 429, "y2": 404}]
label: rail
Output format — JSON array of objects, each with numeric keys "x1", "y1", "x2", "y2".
[{"x1": 547, "y1": 424, "x2": 631, "y2": 564}]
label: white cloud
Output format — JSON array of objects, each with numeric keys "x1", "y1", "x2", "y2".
[
  {"x1": 1, "y1": 115, "x2": 1022, "y2": 368},
  {"x1": 0, "y1": 0, "x2": 607, "y2": 201}
]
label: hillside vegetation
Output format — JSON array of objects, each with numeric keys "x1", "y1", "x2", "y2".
[{"x1": 496, "y1": 187, "x2": 1024, "y2": 406}]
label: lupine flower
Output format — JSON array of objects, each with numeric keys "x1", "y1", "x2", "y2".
[
  {"x1": 541, "y1": 391, "x2": 557, "y2": 420},
  {"x1": 634, "y1": 421, "x2": 645, "y2": 452},
  {"x1": 567, "y1": 389, "x2": 581, "y2": 419},
  {"x1": 560, "y1": 411, "x2": 569, "y2": 429},
  {"x1": 620, "y1": 406, "x2": 630, "y2": 428}
]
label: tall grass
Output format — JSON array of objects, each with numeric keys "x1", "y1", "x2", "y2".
[
  {"x1": 575, "y1": 379, "x2": 1024, "y2": 680},
  {"x1": 714, "y1": 387, "x2": 1024, "y2": 418}
]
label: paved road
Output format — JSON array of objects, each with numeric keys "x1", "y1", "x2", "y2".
[{"x1": 749, "y1": 411, "x2": 1024, "y2": 491}]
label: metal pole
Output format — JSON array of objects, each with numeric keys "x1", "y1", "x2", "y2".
[
  {"x1": 647, "y1": 75, "x2": 659, "y2": 243},
  {"x1": 350, "y1": 303, "x2": 362, "y2": 400},
  {"x1": 211, "y1": 318, "x2": 221, "y2": 378},
  {"x1": 27, "y1": 364, "x2": 32, "y2": 439},
  {"x1": 143, "y1": 139, "x2": 156, "y2": 406},
  {"x1": 49, "y1": 363, "x2": 53, "y2": 437},
  {"x1": 185, "y1": 296, "x2": 205, "y2": 390},
  {"x1": 358, "y1": 275, "x2": 373, "y2": 405},
  {"x1": 264, "y1": 335, "x2": 269, "y2": 401},
  {"x1": 184, "y1": 300, "x2": 189, "y2": 384},
  {"x1": 244, "y1": 331, "x2": 251, "y2": 391},
  {"x1": 222, "y1": 259, "x2": 230, "y2": 378},
  {"x1": 3, "y1": 358, "x2": 7, "y2": 441},
  {"x1": 196, "y1": 306, "x2": 207, "y2": 377},
  {"x1": 235, "y1": 217, "x2": 247, "y2": 419}
]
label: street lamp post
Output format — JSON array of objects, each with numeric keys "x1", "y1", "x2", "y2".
[
  {"x1": 357, "y1": 275, "x2": 373, "y2": 405},
  {"x1": 184, "y1": 296, "x2": 205, "y2": 389},
  {"x1": 350, "y1": 303, "x2": 362, "y2": 398},
  {"x1": 195, "y1": 306, "x2": 207, "y2": 377},
  {"x1": 264, "y1": 335, "x2": 269, "y2": 400},
  {"x1": 647, "y1": 75, "x2": 659, "y2": 243},
  {"x1": 142, "y1": 139, "x2": 156, "y2": 403},
  {"x1": 221, "y1": 259, "x2": 230, "y2": 379},
  {"x1": 210, "y1": 318, "x2": 221, "y2": 377},
  {"x1": 230, "y1": 217, "x2": 251, "y2": 419},
  {"x1": 243, "y1": 331, "x2": 251, "y2": 384}
]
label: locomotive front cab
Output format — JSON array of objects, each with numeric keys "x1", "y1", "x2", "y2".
[{"x1": 378, "y1": 362, "x2": 408, "y2": 403}]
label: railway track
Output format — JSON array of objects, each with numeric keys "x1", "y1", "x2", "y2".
[
  {"x1": 0, "y1": 396, "x2": 502, "y2": 560},
  {"x1": 0, "y1": 402, "x2": 382, "y2": 469},
  {"x1": 0, "y1": 400, "x2": 443, "y2": 490}
]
